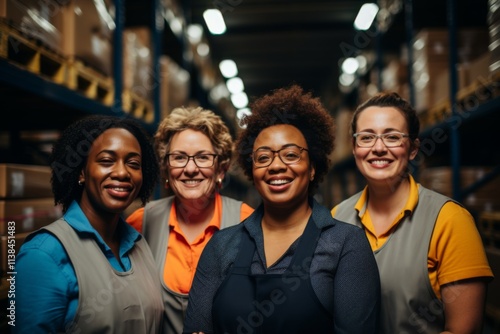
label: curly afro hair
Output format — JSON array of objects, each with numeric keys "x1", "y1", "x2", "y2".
[
  {"x1": 235, "y1": 84, "x2": 335, "y2": 196},
  {"x1": 50, "y1": 115, "x2": 159, "y2": 213}
]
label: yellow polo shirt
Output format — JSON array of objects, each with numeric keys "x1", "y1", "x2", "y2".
[{"x1": 331, "y1": 175, "x2": 493, "y2": 299}]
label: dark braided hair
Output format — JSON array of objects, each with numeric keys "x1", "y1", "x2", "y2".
[
  {"x1": 235, "y1": 84, "x2": 335, "y2": 196},
  {"x1": 50, "y1": 115, "x2": 159, "y2": 212}
]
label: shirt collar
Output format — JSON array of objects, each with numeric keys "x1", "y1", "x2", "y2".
[
  {"x1": 169, "y1": 192, "x2": 223, "y2": 231},
  {"x1": 353, "y1": 174, "x2": 420, "y2": 218},
  {"x1": 243, "y1": 197, "x2": 335, "y2": 238},
  {"x1": 64, "y1": 200, "x2": 141, "y2": 256}
]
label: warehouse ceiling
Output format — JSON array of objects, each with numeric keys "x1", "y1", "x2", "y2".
[{"x1": 126, "y1": 0, "x2": 488, "y2": 112}]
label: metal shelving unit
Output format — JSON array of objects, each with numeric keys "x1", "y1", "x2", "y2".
[
  {"x1": 327, "y1": 0, "x2": 500, "y2": 207},
  {"x1": 0, "y1": 0, "x2": 161, "y2": 135}
]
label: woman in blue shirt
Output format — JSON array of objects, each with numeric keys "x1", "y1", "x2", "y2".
[{"x1": 14, "y1": 116, "x2": 164, "y2": 333}]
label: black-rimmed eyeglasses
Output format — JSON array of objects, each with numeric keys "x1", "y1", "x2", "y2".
[
  {"x1": 166, "y1": 153, "x2": 218, "y2": 168},
  {"x1": 252, "y1": 145, "x2": 309, "y2": 168},
  {"x1": 353, "y1": 132, "x2": 409, "y2": 148}
]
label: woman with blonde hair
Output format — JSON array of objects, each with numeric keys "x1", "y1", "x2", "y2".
[{"x1": 127, "y1": 106, "x2": 254, "y2": 334}]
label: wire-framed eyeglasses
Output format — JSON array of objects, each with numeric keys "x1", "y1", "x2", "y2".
[
  {"x1": 353, "y1": 132, "x2": 409, "y2": 148},
  {"x1": 166, "y1": 153, "x2": 218, "y2": 168},
  {"x1": 252, "y1": 145, "x2": 309, "y2": 168}
]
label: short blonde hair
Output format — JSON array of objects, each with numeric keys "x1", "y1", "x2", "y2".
[{"x1": 155, "y1": 106, "x2": 234, "y2": 179}]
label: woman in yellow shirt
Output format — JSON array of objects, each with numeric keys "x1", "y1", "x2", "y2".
[{"x1": 331, "y1": 92, "x2": 493, "y2": 334}]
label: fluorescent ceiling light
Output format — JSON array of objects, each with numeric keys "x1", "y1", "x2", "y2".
[
  {"x1": 356, "y1": 55, "x2": 368, "y2": 73},
  {"x1": 339, "y1": 73, "x2": 356, "y2": 87},
  {"x1": 197, "y1": 43, "x2": 210, "y2": 57},
  {"x1": 209, "y1": 82, "x2": 230, "y2": 103},
  {"x1": 341, "y1": 57, "x2": 359, "y2": 74},
  {"x1": 354, "y1": 3, "x2": 379, "y2": 30},
  {"x1": 162, "y1": 9, "x2": 183, "y2": 38},
  {"x1": 203, "y1": 9, "x2": 226, "y2": 35},
  {"x1": 231, "y1": 92, "x2": 249, "y2": 109},
  {"x1": 226, "y1": 77, "x2": 244, "y2": 94},
  {"x1": 169, "y1": 17, "x2": 183, "y2": 36},
  {"x1": 187, "y1": 24, "x2": 203, "y2": 44},
  {"x1": 219, "y1": 59, "x2": 238, "y2": 78}
]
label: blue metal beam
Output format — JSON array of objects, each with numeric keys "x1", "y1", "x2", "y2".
[{"x1": 0, "y1": 59, "x2": 156, "y2": 134}]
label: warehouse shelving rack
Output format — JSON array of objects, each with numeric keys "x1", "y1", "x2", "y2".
[{"x1": 327, "y1": 0, "x2": 500, "y2": 206}]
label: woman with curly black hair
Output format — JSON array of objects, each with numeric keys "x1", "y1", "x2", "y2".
[
  {"x1": 15, "y1": 115, "x2": 164, "y2": 333},
  {"x1": 183, "y1": 85, "x2": 380, "y2": 334}
]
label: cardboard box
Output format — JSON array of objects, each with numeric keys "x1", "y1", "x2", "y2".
[
  {"x1": 0, "y1": 198, "x2": 62, "y2": 235},
  {"x1": 331, "y1": 109, "x2": 353, "y2": 163},
  {"x1": 159, "y1": 55, "x2": 190, "y2": 112},
  {"x1": 467, "y1": 52, "x2": 492, "y2": 82},
  {"x1": 412, "y1": 28, "x2": 490, "y2": 112},
  {"x1": 56, "y1": 0, "x2": 115, "y2": 75},
  {"x1": 123, "y1": 27, "x2": 153, "y2": 100},
  {"x1": 432, "y1": 64, "x2": 469, "y2": 106},
  {"x1": 419, "y1": 167, "x2": 500, "y2": 213},
  {"x1": 0, "y1": 164, "x2": 52, "y2": 199},
  {"x1": 0, "y1": 0, "x2": 64, "y2": 53},
  {"x1": 413, "y1": 28, "x2": 489, "y2": 64}
]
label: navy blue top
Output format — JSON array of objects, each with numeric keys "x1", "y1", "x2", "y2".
[{"x1": 183, "y1": 198, "x2": 381, "y2": 333}]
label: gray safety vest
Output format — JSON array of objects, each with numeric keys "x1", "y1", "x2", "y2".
[
  {"x1": 141, "y1": 195, "x2": 243, "y2": 334},
  {"x1": 334, "y1": 186, "x2": 453, "y2": 334},
  {"x1": 43, "y1": 219, "x2": 164, "y2": 334}
]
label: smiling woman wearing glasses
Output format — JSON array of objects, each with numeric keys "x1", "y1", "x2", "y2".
[
  {"x1": 183, "y1": 85, "x2": 380, "y2": 334},
  {"x1": 332, "y1": 92, "x2": 493, "y2": 334},
  {"x1": 126, "y1": 106, "x2": 254, "y2": 334}
]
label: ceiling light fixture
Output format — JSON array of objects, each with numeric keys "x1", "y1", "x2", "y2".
[
  {"x1": 219, "y1": 59, "x2": 238, "y2": 78},
  {"x1": 226, "y1": 77, "x2": 245, "y2": 94},
  {"x1": 230, "y1": 92, "x2": 249, "y2": 109},
  {"x1": 354, "y1": 3, "x2": 379, "y2": 31},
  {"x1": 187, "y1": 24, "x2": 203, "y2": 44},
  {"x1": 203, "y1": 9, "x2": 226, "y2": 35},
  {"x1": 196, "y1": 43, "x2": 210, "y2": 57},
  {"x1": 341, "y1": 57, "x2": 359, "y2": 74}
]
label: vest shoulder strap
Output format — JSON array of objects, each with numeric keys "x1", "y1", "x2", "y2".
[{"x1": 220, "y1": 195, "x2": 243, "y2": 228}]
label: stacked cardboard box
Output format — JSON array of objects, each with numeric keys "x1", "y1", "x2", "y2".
[
  {"x1": 123, "y1": 27, "x2": 153, "y2": 102},
  {"x1": 412, "y1": 28, "x2": 490, "y2": 113},
  {"x1": 57, "y1": 0, "x2": 115, "y2": 76},
  {"x1": 159, "y1": 55, "x2": 190, "y2": 118},
  {"x1": 0, "y1": 0, "x2": 115, "y2": 76},
  {"x1": 418, "y1": 166, "x2": 500, "y2": 215},
  {"x1": 331, "y1": 108, "x2": 354, "y2": 163},
  {"x1": 0, "y1": 164, "x2": 62, "y2": 276},
  {"x1": 0, "y1": 0, "x2": 64, "y2": 53}
]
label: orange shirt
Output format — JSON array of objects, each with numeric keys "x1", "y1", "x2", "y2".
[{"x1": 126, "y1": 193, "x2": 254, "y2": 293}]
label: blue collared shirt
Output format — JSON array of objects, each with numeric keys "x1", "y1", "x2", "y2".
[{"x1": 14, "y1": 201, "x2": 141, "y2": 334}]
